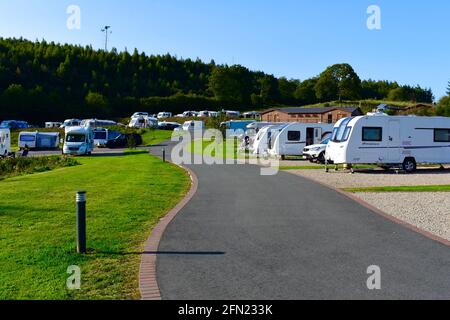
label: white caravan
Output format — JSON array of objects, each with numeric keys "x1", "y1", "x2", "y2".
[
  {"x1": 268, "y1": 123, "x2": 334, "y2": 159},
  {"x1": 325, "y1": 114, "x2": 450, "y2": 172},
  {"x1": 93, "y1": 128, "x2": 109, "y2": 148},
  {"x1": 131, "y1": 112, "x2": 149, "y2": 119},
  {"x1": 81, "y1": 119, "x2": 117, "y2": 128},
  {"x1": 128, "y1": 116, "x2": 158, "y2": 129},
  {"x1": 252, "y1": 124, "x2": 287, "y2": 156},
  {"x1": 60, "y1": 119, "x2": 81, "y2": 128},
  {"x1": 18, "y1": 131, "x2": 60, "y2": 150},
  {"x1": 63, "y1": 127, "x2": 94, "y2": 156},
  {"x1": 157, "y1": 112, "x2": 173, "y2": 119},
  {"x1": 0, "y1": 128, "x2": 11, "y2": 157},
  {"x1": 45, "y1": 122, "x2": 63, "y2": 128},
  {"x1": 181, "y1": 120, "x2": 204, "y2": 132}
]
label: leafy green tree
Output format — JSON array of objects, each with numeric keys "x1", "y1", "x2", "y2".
[
  {"x1": 315, "y1": 63, "x2": 362, "y2": 101},
  {"x1": 278, "y1": 77, "x2": 299, "y2": 104},
  {"x1": 436, "y1": 96, "x2": 450, "y2": 117},
  {"x1": 85, "y1": 92, "x2": 109, "y2": 116},
  {"x1": 208, "y1": 65, "x2": 253, "y2": 105},
  {"x1": 447, "y1": 81, "x2": 450, "y2": 96},
  {"x1": 259, "y1": 75, "x2": 280, "y2": 105},
  {"x1": 294, "y1": 78, "x2": 318, "y2": 105}
]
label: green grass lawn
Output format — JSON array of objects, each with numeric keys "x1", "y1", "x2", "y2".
[
  {"x1": 140, "y1": 130, "x2": 173, "y2": 146},
  {"x1": 344, "y1": 185, "x2": 450, "y2": 193},
  {"x1": 190, "y1": 138, "x2": 243, "y2": 159},
  {"x1": 0, "y1": 153, "x2": 190, "y2": 300}
]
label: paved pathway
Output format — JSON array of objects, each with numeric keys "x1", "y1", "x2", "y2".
[{"x1": 150, "y1": 142, "x2": 450, "y2": 300}]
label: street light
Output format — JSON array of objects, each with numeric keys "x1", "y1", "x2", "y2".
[{"x1": 101, "y1": 26, "x2": 112, "y2": 51}]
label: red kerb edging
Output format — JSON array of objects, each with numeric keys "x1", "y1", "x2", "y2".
[{"x1": 138, "y1": 164, "x2": 198, "y2": 300}]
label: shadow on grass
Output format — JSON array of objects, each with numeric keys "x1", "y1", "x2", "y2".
[{"x1": 94, "y1": 250, "x2": 226, "y2": 256}]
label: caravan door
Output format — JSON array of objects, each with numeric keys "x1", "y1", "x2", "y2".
[
  {"x1": 387, "y1": 120, "x2": 401, "y2": 163},
  {"x1": 314, "y1": 127, "x2": 322, "y2": 144}
]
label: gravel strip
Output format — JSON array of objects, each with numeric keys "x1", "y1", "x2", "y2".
[
  {"x1": 291, "y1": 169, "x2": 450, "y2": 189},
  {"x1": 355, "y1": 192, "x2": 450, "y2": 241}
]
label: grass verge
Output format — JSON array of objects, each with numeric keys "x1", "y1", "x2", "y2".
[
  {"x1": 0, "y1": 153, "x2": 190, "y2": 300},
  {"x1": 344, "y1": 185, "x2": 450, "y2": 193}
]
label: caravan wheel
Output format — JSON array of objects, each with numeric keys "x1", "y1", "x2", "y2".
[{"x1": 402, "y1": 158, "x2": 417, "y2": 173}]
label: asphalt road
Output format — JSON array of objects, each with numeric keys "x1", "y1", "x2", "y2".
[{"x1": 150, "y1": 141, "x2": 450, "y2": 300}]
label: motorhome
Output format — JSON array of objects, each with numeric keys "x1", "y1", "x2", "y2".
[
  {"x1": 128, "y1": 116, "x2": 158, "y2": 129},
  {"x1": 325, "y1": 114, "x2": 450, "y2": 172},
  {"x1": 268, "y1": 123, "x2": 334, "y2": 159},
  {"x1": 0, "y1": 128, "x2": 11, "y2": 157},
  {"x1": 157, "y1": 112, "x2": 173, "y2": 119},
  {"x1": 63, "y1": 127, "x2": 94, "y2": 156},
  {"x1": 60, "y1": 119, "x2": 81, "y2": 128},
  {"x1": 18, "y1": 131, "x2": 60, "y2": 150},
  {"x1": 80, "y1": 119, "x2": 117, "y2": 128}
]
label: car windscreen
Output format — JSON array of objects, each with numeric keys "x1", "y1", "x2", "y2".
[{"x1": 66, "y1": 134, "x2": 85, "y2": 143}]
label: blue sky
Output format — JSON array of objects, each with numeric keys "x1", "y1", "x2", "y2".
[{"x1": 0, "y1": 0, "x2": 449, "y2": 99}]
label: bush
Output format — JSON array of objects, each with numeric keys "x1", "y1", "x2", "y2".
[{"x1": 0, "y1": 156, "x2": 79, "y2": 180}]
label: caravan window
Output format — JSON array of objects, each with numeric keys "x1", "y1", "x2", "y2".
[
  {"x1": 333, "y1": 118, "x2": 352, "y2": 142},
  {"x1": 434, "y1": 129, "x2": 450, "y2": 142},
  {"x1": 342, "y1": 127, "x2": 352, "y2": 142},
  {"x1": 20, "y1": 135, "x2": 36, "y2": 142},
  {"x1": 288, "y1": 131, "x2": 301, "y2": 141},
  {"x1": 362, "y1": 127, "x2": 383, "y2": 142}
]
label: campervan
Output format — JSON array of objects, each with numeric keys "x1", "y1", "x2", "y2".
[
  {"x1": 60, "y1": 119, "x2": 81, "y2": 128},
  {"x1": 128, "y1": 116, "x2": 158, "y2": 129},
  {"x1": 63, "y1": 127, "x2": 94, "y2": 156},
  {"x1": 325, "y1": 114, "x2": 450, "y2": 172},
  {"x1": 0, "y1": 128, "x2": 11, "y2": 157},
  {"x1": 157, "y1": 112, "x2": 172, "y2": 119},
  {"x1": 267, "y1": 123, "x2": 334, "y2": 159},
  {"x1": 81, "y1": 119, "x2": 117, "y2": 128},
  {"x1": 18, "y1": 132, "x2": 60, "y2": 150}
]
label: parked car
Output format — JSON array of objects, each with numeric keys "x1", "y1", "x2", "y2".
[
  {"x1": 106, "y1": 133, "x2": 143, "y2": 148},
  {"x1": 158, "y1": 122, "x2": 181, "y2": 131},
  {"x1": 303, "y1": 138, "x2": 331, "y2": 164}
]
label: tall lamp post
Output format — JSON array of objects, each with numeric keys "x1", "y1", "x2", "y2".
[{"x1": 101, "y1": 26, "x2": 111, "y2": 51}]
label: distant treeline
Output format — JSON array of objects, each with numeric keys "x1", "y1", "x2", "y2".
[{"x1": 0, "y1": 38, "x2": 434, "y2": 123}]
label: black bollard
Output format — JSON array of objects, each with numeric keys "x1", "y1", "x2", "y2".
[
  {"x1": 76, "y1": 191, "x2": 87, "y2": 254},
  {"x1": 162, "y1": 148, "x2": 166, "y2": 162}
]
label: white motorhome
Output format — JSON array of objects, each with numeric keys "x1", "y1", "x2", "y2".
[
  {"x1": 63, "y1": 127, "x2": 94, "y2": 156},
  {"x1": 0, "y1": 128, "x2": 11, "y2": 157},
  {"x1": 326, "y1": 114, "x2": 450, "y2": 172},
  {"x1": 268, "y1": 123, "x2": 334, "y2": 159}
]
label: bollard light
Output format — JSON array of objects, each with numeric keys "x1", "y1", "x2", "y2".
[{"x1": 76, "y1": 191, "x2": 87, "y2": 254}]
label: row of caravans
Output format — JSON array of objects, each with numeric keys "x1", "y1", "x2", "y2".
[
  {"x1": 251, "y1": 122, "x2": 334, "y2": 159},
  {"x1": 325, "y1": 113, "x2": 450, "y2": 172}
]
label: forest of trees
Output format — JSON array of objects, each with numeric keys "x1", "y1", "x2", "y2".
[{"x1": 0, "y1": 38, "x2": 435, "y2": 123}]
